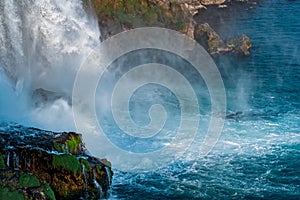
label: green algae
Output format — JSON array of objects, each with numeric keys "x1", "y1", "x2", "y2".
[
  {"x1": 53, "y1": 134, "x2": 81, "y2": 154},
  {"x1": 79, "y1": 158, "x2": 90, "y2": 171},
  {"x1": 0, "y1": 187, "x2": 25, "y2": 200},
  {"x1": 52, "y1": 154, "x2": 81, "y2": 173},
  {"x1": 66, "y1": 135, "x2": 81, "y2": 154},
  {"x1": 42, "y1": 183, "x2": 56, "y2": 200},
  {"x1": 0, "y1": 154, "x2": 6, "y2": 170},
  {"x1": 18, "y1": 173, "x2": 41, "y2": 188}
]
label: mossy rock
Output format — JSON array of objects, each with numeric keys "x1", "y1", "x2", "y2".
[
  {"x1": 18, "y1": 173, "x2": 41, "y2": 188},
  {"x1": 79, "y1": 158, "x2": 90, "y2": 171},
  {"x1": 42, "y1": 183, "x2": 56, "y2": 200},
  {"x1": 66, "y1": 135, "x2": 81, "y2": 154},
  {"x1": 91, "y1": 0, "x2": 189, "y2": 37},
  {"x1": 95, "y1": 164, "x2": 102, "y2": 174},
  {"x1": 53, "y1": 142, "x2": 65, "y2": 153},
  {"x1": 0, "y1": 154, "x2": 6, "y2": 170},
  {"x1": 0, "y1": 171, "x2": 56, "y2": 200},
  {"x1": 0, "y1": 187, "x2": 25, "y2": 200},
  {"x1": 53, "y1": 134, "x2": 82, "y2": 154},
  {"x1": 52, "y1": 154, "x2": 81, "y2": 173}
]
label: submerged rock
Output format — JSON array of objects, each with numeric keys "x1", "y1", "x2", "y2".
[{"x1": 0, "y1": 124, "x2": 113, "y2": 199}]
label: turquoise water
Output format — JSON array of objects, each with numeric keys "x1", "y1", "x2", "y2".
[
  {"x1": 0, "y1": 0, "x2": 299, "y2": 199},
  {"x1": 110, "y1": 1, "x2": 300, "y2": 199}
]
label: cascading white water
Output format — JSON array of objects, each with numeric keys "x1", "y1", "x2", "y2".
[{"x1": 0, "y1": 0, "x2": 100, "y2": 130}]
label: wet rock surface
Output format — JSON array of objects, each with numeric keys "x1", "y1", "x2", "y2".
[{"x1": 0, "y1": 123, "x2": 113, "y2": 199}]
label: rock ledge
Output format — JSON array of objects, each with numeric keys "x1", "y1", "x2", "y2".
[{"x1": 0, "y1": 124, "x2": 112, "y2": 200}]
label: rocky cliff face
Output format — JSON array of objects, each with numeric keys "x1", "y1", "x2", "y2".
[
  {"x1": 91, "y1": 0, "x2": 195, "y2": 39},
  {"x1": 0, "y1": 124, "x2": 112, "y2": 200},
  {"x1": 91, "y1": 0, "x2": 255, "y2": 56}
]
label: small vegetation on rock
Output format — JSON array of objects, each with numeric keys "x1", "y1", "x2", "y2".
[
  {"x1": 42, "y1": 183, "x2": 56, "y2": 200},
  {"x1": 0, "y1": 154, "x2": 6, "y2": 169},
  {"x1": 53, "y1": 134, "x2": 82, "y2": 154},
  {"x1": 52, "y1": 154, "x2": 81, "y2": 173},
  {"x1": 79, "y1": 158, "x2": 90, "y2": 171},
  {"x1": 18, "y1": 173, "x2": 41, "y2": 188},
  {"x1": 66, "y1": 135, "x2": 82, "y2": 154},
  {"x1": 91, "y1": 0, "x2": 187, "y2": 35},
  {"x1": 0, "y1": 187, "x2": 25, "y2": 200}
]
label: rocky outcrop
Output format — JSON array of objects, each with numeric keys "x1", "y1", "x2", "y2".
[
  {"x1": 0, "y1": 170, "x2": 56, "y2": 200},
  {"x1": 91, "y1": 0, "x2": 253, "y2": 56},
  {"x1": 92, "y1": 0, "x2": 196, "y2": 39},
  {"x1": 194, "y1": 23, "x2": 227, "y2": 54},
  {"x1": 226, "y1": 34, "x2": 252, "y2": 56},
  {"x1": 0, "y1": 124, "x2": 113, "y2": 199},
  {"x1": 194, "y1": 23, "x2": 251, "y2": 55},
  {"x1": 201, "y1": 0, "x2": 226, "y2": 5}
]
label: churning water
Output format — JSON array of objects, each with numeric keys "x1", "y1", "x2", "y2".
[{"x1": 0, "y1": 0, "x2": 299, "y2": 199}]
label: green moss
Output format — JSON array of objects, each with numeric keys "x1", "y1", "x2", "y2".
[
  {"x1": 66, "y1": 135, "x2": 81, "y2": 154},
  {"x1": 79, "y1": 158, "x2": 90, "y2": 171},
  {"x1": 42, "y1": 183, "x2": 56, "y2": 200},
  {"x1": 0, "y1": 187, "x2": 25, "y2": 200},
  {"x1": 93, "y1": 0, "x2": 185, "y2": 30},
  {"x1": 53, "y1": 134, "x2": 81, "y2": 154},
  {"x1": 0, "y1": 154, "x2": 6, "y2": 169},
  {"x1": 95, "y1": 164, "x2": 102, "y2": 174},
  {"x1": 53, "y1": 142, "x2": 64, "y2": 153},
  {"x1": 52, "y1": 154, "x2": 81, "y2": 173},
  {"x1": 18, "y1": 173, "x2": 41, "y2": 188}
]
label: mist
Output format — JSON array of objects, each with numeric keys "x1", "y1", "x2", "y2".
[{"x1": 0, "y1": 0, "x2": 100, "y2": 131}]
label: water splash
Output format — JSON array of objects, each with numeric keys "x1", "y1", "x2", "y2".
[{"x1": 0, "y1": 0, "x2": 100, "y2": 130}]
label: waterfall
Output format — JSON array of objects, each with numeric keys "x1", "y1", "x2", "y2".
[
  {"x1": 105, "y1": 166, "x2": 112, "y2": 185},
  {"x1": 104, "y1": 166, "x2": 112, "y2": 196},
  {"x1": 13, "y1": 152, "x2": 19, "y2": 169},
  {"x1": 6, "y1": 152, "x2": 10, "y2": 167},
  {"x1": 81, "y1": 162, "x2": 88, "y2": 184},
  {"x1": 93, "y1": 169, "x2": 103, "y2": 198},
  {"x1": 0, "y1": 0, "x2": 100, "y2": 130}
]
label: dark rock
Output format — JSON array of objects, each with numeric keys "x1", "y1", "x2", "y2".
[
  {"x1": 226, "y1": 34, "x2": 252, "y2": 56},
  {"x1": 194, "y1": 23, "x2": 227, "y2": 55},
  {"x1": 226, "y1": 111, "x2": 244, "y2": 119},
  {"x1": 0, "y1": 170, "x2": 55, "y2": 200},
  {"x1": 194, "y1": 23, "x2": 251, "y2": 56},
  {"x1": 32, "y1": 88, "x2": 71, "y2": 107},
  {"x1": 0, "y1": 124, "x2": 113, "y2": 199}
]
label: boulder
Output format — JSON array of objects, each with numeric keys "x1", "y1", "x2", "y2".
[
  {"x1": 0, "y1": 124, "x2": 113, "y2": 199},
  {"x1": 194, "y1": 23, "x2": 228, "y2": 55},
  {"x1": 226, "y1": 34, "x2": 252, "y2": 56},
  {"x1": 194, "y1": 23, "x2": 251, "y2": 56},
  {"x1": 201, "y1": 0, "x2": 226, "y2": 5}
]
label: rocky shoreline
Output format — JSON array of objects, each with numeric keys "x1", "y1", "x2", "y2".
[{"x1": 0, "y1": 124, "x2": 112, "y2": 200}]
